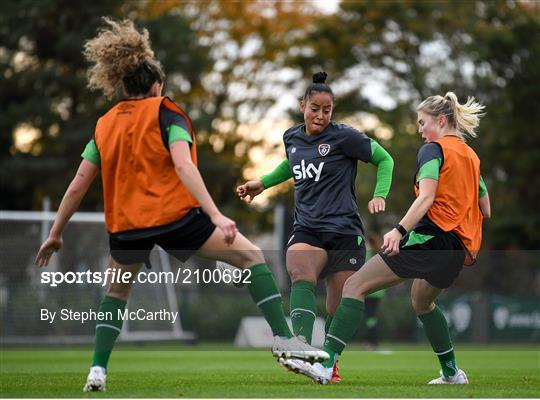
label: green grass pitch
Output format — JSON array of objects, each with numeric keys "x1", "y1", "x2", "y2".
[{"x1": 1, "y1": 344, "x2": 538, "y2": 398}]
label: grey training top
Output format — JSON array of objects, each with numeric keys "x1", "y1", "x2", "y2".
[{"x1": 283, "y1": 121, "x2": 372, "y2": 235}]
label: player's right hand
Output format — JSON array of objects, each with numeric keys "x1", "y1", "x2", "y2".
[
  {"x1": 381, "y1": 228, "x2": 401, "y2": 257},
  {"x1": 35, "y1": 235, "x2": 63, "y2": 267},
  {"x1": 236, "y1": 180, "x2": 264, "y2": 203},
  {"x1": 210, "y1": 213, "x2": 238, "y2": 245},
  {"x1": 368, "y1": 196, "x2": 386, "y2": 214}
]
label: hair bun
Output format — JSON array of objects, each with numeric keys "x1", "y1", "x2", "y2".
[{"x1": 312, "y1": 71, "x2": 328, "y2": 84}]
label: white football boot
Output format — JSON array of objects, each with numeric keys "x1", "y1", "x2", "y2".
[
  {"x1": 278, "y1": 356, "x2": 304, "y2": 374},
  {"x1": 279, "y1": 358, "x2": 332, "y2": 384},
  {"x1": 428, "y1": 369, "x2": 469, "y2": 384},
  {"x1": 83, "y1": 366, "x2": 106, "y2": 392},
  {"x1": 271, "y1": 336, "x2": 329, "y2": 363}
]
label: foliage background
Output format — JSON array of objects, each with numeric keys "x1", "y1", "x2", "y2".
[{"x1": 1, "y1": 0, "x2": 539, "y2": 294}]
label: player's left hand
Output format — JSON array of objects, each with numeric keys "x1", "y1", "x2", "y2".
[
  {"x1": 381, "y1": 229, "x2": 402, "y2": 257},
  {"x1": 35, "y1": 235, "x2": 63, "y2": 267},
  {"x1": 368, "y1": 197, "x2": 386, "y2": 214}
]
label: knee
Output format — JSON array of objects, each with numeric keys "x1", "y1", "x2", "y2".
[
  {"x1": 410, "y1": 294, "x2": 435, "y2": 316},
  {"x1": 286, "y1": 264, "x2": 317, "y2": 284}
]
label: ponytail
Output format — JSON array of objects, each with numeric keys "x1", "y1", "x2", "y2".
[
  {"x1": 444, "y1": 92, "x2": 485, "y2": 140},
  {"x1": 417, "y1": 92, "x2": 485, "y2": 141}
]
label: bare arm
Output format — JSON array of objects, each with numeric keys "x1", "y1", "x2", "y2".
[
  {"x1": 478, "y1": 175, "x2": 491, "y2": 218},
  {"x1": 479, "y1": 193, "x2": 491, "y2": 219},
  {"x1": 398, "y1": 178, "x2": 438, "y2": 232},
  {"x1": 170, "y1": 141, "x2": 237, "y2": 244},
  {"x1": 381, "y1": 178, "x2": 438, "y2": 256},
  {"x1": 35, "y1": 160, "x2": 99, "y2": 266}
]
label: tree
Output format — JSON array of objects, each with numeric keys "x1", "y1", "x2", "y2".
[
  {"x1": 1, "y1": 0, "x2": 124, "y2": 209},
  {"x1": 0, "y1": 0, "x2": 316, "y2": 231}
]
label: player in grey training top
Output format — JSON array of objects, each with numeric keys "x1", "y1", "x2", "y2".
[
  {"x1": 284, "y1": 121, "x2": 373, "y2": 235},
  {"x1": 237, "y1": 72, "x2": 394, "y2": 382}
]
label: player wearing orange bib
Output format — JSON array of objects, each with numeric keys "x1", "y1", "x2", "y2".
[{"x1": 35, "y1": 17, "x2": 326, "y2": 392}]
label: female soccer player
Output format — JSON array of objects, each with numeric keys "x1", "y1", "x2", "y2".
[
  {"x1": 237, "y1": 72, "x2": 394, "y2": 381},
  {"x1": 34, "y1": 18, "x2": 325, "y2": 392},
  {"x1": 286, "y1": 92, "x2": 491, "y2": 384}
]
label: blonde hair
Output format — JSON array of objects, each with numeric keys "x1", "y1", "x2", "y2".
[
  {"x1": 83, "y1": 17, "x2": 164, "y2": 99},
  {"x1": 417, "y1": 92, "x2": 485, "y2": 141}
]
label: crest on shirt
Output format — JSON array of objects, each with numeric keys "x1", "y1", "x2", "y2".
[{"x1": 318, "y1": 143, "x2": 331, "y2": 157}]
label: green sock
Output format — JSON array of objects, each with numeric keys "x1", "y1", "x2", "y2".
[
  {"x1": 247, "y1": 263, "x2": 292, "y2": 338},
  {"x1": 322, "y1": 297, "x2": 364, "y2": 368},
  {"x1": 92, "y1": 295, "x2": 127, "y2": 370},
  {"x1": 418, "y1": 306, "x2": 458, "y2": 378},
  {"x1": 290, "y1": 281, "x2": 316, "y2": 343},
  {"x1": 325, "y1": 315, "x2": 333, "y2": 335}
]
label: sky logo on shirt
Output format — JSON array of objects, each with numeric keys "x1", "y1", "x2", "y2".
[{"x1": 292, "y1": 160, "x2": 325, "y2": 182}]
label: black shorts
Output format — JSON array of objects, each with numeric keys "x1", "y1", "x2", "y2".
[
  {"x1": 379, "y1": 225, "x2": 465, "y2": 289},
  {"x1": 287, "y1": 226, "x2": 366, "y2": 279},
  {"x1": 109, "y1": 209, "x2": 216, "y2": 267}
]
